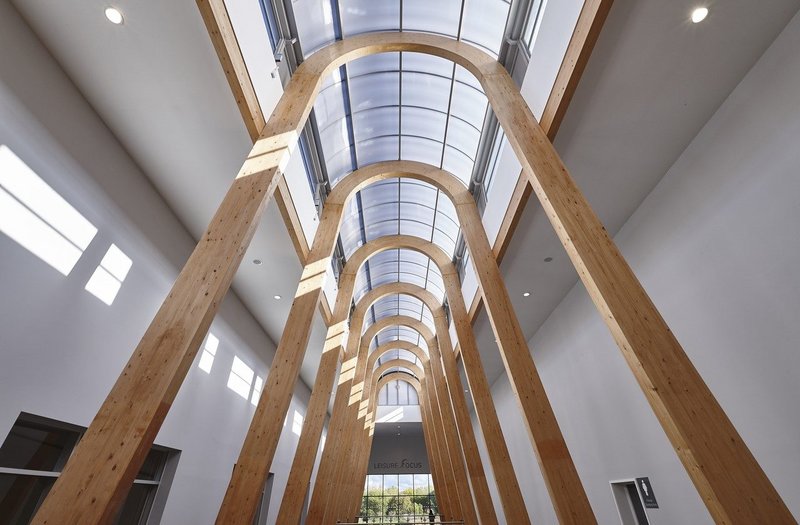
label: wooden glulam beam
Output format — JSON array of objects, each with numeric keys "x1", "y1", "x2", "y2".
[
  {"x1": 196, "y1": 0, "x2": 610, "y2": 338},
  {"x1": 306, "y1": 232, "x2": 530, "y2": 524},
  {"x1": 334, "y1": 287, "x2": 479, "y2": 524},
  {"x1": 463, "y1": 0, "x2": 614, "y2": 337},
  {"x1": 353, "y1": 316, "x2": 465, "y2": 522},
  {"x1": 36, "y1": 22, "x2": 793, "y2": 524},
  {"x1": 196, "y1": 0, "x2": 317, "y2": 294},
  {"x1": 320, "y1": 314, "x2": 464, "y2": 522}
]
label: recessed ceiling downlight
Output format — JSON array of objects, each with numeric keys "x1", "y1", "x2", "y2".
[
  {"x1": 691, "y1": 7, "x2": 709, "y2": 23},
  {"x1": 273, "y1": 295, "x2": 282, "y2": 300},
  {"x1": 523, "y1": 292, "x2": 531, "y2": 297},
  {"x1": 105, "y1": 7, "x2": 124, "y2": 24}
]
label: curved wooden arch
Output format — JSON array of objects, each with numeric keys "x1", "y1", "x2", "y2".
[
  {"x1": 375, "y1": 371, "x2": 422, "y2": 396},
  {"x1": 373, "y1": 360, "x2": 423, "y2": 385},
  {"x1": 368, "y1": 340, "x2": 428, "y2": 372},
  {"x1": 310, "y1": 238, "x2": 529, "y2": 524},
  {"x1": 369, "y1": 369, "x2": 448, "y2": 513},
  {"x1": 336, "y1": 281, "x2": 485, "y2": 522},
  {"x1": 36, "y1": 26, "x2": 788, "y2": 525},
  {"x1": 333, "y1": 312, "x2": 472, "y2": 523}
]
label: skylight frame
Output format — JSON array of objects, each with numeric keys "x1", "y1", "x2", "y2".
[{"x1": 285, "y1": 0, "x2": 512, "y2": 349}]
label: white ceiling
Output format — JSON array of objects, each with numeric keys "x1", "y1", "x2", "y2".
[
  {"x1": 12, "y1": 0, "x2": 800, "y2": 397},
  {"x1": 473, "y1": 0, "x2": 800, "y2": 386}
]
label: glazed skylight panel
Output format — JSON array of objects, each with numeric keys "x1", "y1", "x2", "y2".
[
  {"x1": 293, "y1": 0, "x2": 510, "y2": 56},
  {"x1": 371, "y1": 326, "x2": 429, "y2": 353},
  {"x1": 369, "y1": 295, "x2": 435, "y2": 330},
  {"x1": 351, "y1": 248, "x2": 445, "y2": 305},
  {"x1": 374, "y1": 348, "x2": 422, "y2": 371},
  {"x1": 339, "y1": 0, "x2": 400, "y2": 36},
  {"x1": 460, "y1": 0, "x2": 512, "y2": 56},
  {"x1": 284, "y1": 0, "x2": 511, "y2": 352}
]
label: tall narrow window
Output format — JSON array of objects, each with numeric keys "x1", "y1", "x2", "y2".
[
  {"x1": 257, "y1": 0, "x2": 281, "y2": 52},
  {"x1": 0, "y1": 145, "x2": 97, "y2": 275},
  {"x1": 198, "y1": 333, "x2": 220, "y2": 373},
  {"x1": 84, "y1": 244, "x2": 132, "y2": 305},
  {"x1": 483, "y1": 131, "x2": 507, "y2": 195},
  {"x1": 522, "y1": 0, "x2": 546, "y2": 53}
]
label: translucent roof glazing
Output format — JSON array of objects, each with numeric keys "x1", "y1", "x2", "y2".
[
  {"x1": 287, "y1": 0, "x2": 511, "y2": 350},
  {"x1": 372, "y1": 348, "x2": 424, "y2": 372},
  {"x1": 294, "y1": 0, "x2": 512, "y2": 57}
]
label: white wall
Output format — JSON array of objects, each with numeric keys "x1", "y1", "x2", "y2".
[
  {"x1": 476, "y1": 10, "x2": 800, "y2": 524},
  {"x1": 0, "y1": 3, "x2": 319, "y2": 523}
]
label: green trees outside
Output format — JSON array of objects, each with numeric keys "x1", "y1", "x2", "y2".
[{"x1": 359, "y1": 484, "x2": 438, "y2": 523}]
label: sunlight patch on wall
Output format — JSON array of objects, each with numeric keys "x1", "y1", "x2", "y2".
[
  {"x1": 84, "y1": 244, "x2": 132, "y2": 305},
  {"x1": 227, "y1": 356, "x2": 255, "y2": 400},
  {"x1": 0, "y1": 145, "x2": 97, "y2": 275},
  {"x1": 198, "y1": 333, "x2": 219, "y2": 373},
  {"x1": 292, "y1": 410, "x2": 304, "y2": 436},
  {"x1": 250, "y1": 375, "x2": 264, "y2": 406}
]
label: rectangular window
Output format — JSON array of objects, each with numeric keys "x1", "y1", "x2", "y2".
[
  {"x1": 483, "y1": 130, "x2": 507, "y2": 195},
  {"x1": 522, "y1": 0, "x2": 546, "y2": 53},
  {"x1": 0, "y1": 145, "x2": 97, "y2": 276},
  {"x1": 0, "y1": 413, "x2": 177, "y2": 524},
  {"x1": 257, "y1": 0, "x2": 281, "y2": 52},
  {"x1": 361, "y1": 473, "x2": 437, "y2": 522}
]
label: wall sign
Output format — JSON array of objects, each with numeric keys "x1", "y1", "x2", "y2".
[{"x1": 635, "y1": 477, "x2": 658, "y2": 509}]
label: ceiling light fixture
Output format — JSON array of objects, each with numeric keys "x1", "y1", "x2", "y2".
[
  {"x1": 544, "y1": 257, "x2": 553, "y2": 262},
  {"x1": 253, "y1": 259, "x2": 263, "y2": 265},
  {"x1": 273, "y1": 295, "x2": 281, "y2": 300},
  {"x1": 691, "y1": 7, "x2": 709, "y2": 23},
  {"x1": 523, "y1": 292, "x2": 531, "y2": 297},
  {"x1": 104, "y1": 7, "x2": 124, "y2": 25}
]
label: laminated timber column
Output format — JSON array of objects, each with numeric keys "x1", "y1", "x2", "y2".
[
  {"x1": 375, "y1": 232, "x2": 532, "y2": 523},
  {"x1": 330, "y1": 315, "x2": 467, "y2": 523},
  {"x1": 273, "y1": 230, "x2": 362, "y2": 524},
  {"x1": 304, "y1": 351, "x2": 362, "y2": 523},
  {"x1": 352, "y1": 337, "x2": 497, "y2": 525},
  {"x1": 272, "y1": 322, "x2": 345, "y2": 524},
  {"x1": 31, "y1": 81, "x2": 316, "y2": 525},
  {"x1": 345, "y1": 343, "x2": 431, "y2": 519},
  {"x1": 484, "y1": 57, "x2": 796, "y2": 525},
  {"x1": 418, "y1": 370, "x2": 458, "y2": 521},
  {"x1": 342, "y1": 325, "x2": 477, "y2": 524},
  {"x1": 328, "y1": 317, "x2": 461, "y2": 523},
  {"x1": 453, "y1": 192, "x2": 596, "y2": 524},
  {"x1": 417, "y1": 379, "x2": 448, "y2": 520},
  {"x1": 337, "y1": 284, "x2": 477, "y2": 520},
  {"x1": 431, "y1": 315, "x2": 499, "y2": 525},
  {"x1": 215, "y1": 191, "x2": 344, "y2": 524},
  {"x1": 424, "y1": 319, "x2": 480, "y2": 524}
]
